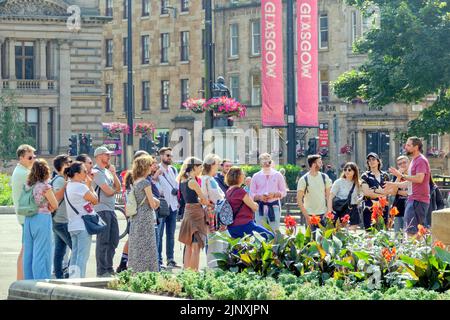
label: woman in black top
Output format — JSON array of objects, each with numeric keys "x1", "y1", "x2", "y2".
[
  {"x1": 361, "y1": 153, "x2": 391, "y2": 230},
  {"x1": 177, "y1": 157, "x2": 210, "y2": 271}
]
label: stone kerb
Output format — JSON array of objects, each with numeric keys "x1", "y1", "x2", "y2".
[
  {"x1": 8, "y1": 278, "x2": 184, "y2": 300},
  {"x1": 432, "y1": 208, "x2": 450, "y2": 247}
]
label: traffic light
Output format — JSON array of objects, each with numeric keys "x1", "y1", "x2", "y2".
[
  {"x1": 79, "y1": 134, "x2": 89, "y2": 155},
  {"x1": 68, "y1": 135, "x2": 78, "y2": 156}
]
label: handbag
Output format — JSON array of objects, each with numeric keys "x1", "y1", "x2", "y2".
[
  {"x1": 332, "y1": 183, "x2": 356, "y2": 213},
  {"x1": 157, "y1": 197, "x2": 171, "y2": 219},
  {"x1": 65, "y1": 189, "x2": 107, "y2": 235}
]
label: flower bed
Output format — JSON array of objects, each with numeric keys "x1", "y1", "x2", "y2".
[{"x1": 109, "y1": 270, "x2": 450, "y2": 300}]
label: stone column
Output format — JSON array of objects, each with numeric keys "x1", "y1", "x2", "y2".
[
  {"x1": 8, "y1": 38, "x2": 16, "y2": 88},
  {"x1": 58, "y1": 41, "x2": 72, "y2": 152},
  {"x1": 389, "y1": 130, "x2": 396, "y2": 167},
  {"x1": 39, "y1": 40, "x2": 47, "y2": 80},
  {"x1": 0, "y1": 37, "x2": 3, "y2": 80},
  {"x1": 356, "y1": 129, "x2": 365, "y2": 169},
  {"x1": 40, "y1": 107, "x2": 50, "y2": 155}
]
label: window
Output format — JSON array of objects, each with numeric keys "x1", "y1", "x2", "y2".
[
  {"x1": 230, "y1": 24, "x2": 239, "y2": 57},
  {"x1": 160, "y1": 33, "x2": 169, "y2": 63},
  {"x1": 161, "y1": 80, "x2": 170, "y2": 109},
  {"x1": 161, "y1": 0, "x2": 169, "y2": 14},
  {"x1": 181, "y1": 0, "x2": 189, "y2": 12},
  {"x1": 319, "y1": 14, "x2": 329, "y2": 49},
  {"x1": 106, "y1": 0, "x2": 113, "y2": 16},
  {"x1": 142, "y1": 81, "x2": 150, "y2": 110},
  {"x1": 251, "y1": 20, "x2": 261, "y2": 55},
  {"x1": 106, "y1": 84, "x2": 113, "y2": 112},
  {"x1": 142, "y1": 0, "x2": 150, "y2": 16},
  {"x1": 123, "y1": 0, "x2": 128, "y2": 19},
  {"x1": 180, "y1": 79, "x2": 189, "y2": 106},
  {"x1": 15, "y1": 41, "x2": 34, "y2": 79},
  {"x1": 19, "y1": 108, "x2": 39, "y2": 149},
  {"x1": 123, "y1": 37, "x2": 128, "y2": 66},
  {"x1": 180, "y1": 31, "x2": 189, "y2": 61},
  {"x1": 141, "y1": 35, "x2": 150, "y2": 64},
  {"x1": 251, "y1": 74, "x2": 261, "y2": 106},
  {"x1": 229, "y1": 75, "x2": 240, "y2": 100},
  {"x1": 428, "y1": 134, "x2": 441, "y2": 151},
  {"x1": 320, "y1": 70, "x2": 329, "y2": 103},
  {"x1": 351, "y1": 11, "x2": 358, "y2": 45},
  {"x1": 105, "y1": 39, "x2": 113, "y2": 67},
  {"x1": 123, "y1": 83, "x2": 128, "y2": 112}
]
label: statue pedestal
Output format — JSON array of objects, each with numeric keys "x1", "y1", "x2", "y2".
[{"x1": 432, "y1": 209, "x2": 450, "y2": 249}]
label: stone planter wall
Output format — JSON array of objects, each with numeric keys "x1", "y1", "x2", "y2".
[{"x1": 432, "y1": 209, "x2": 450, "y2": 247}]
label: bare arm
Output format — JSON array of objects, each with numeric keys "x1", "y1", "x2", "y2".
[
  {"x1": 328, "y1": 192, "x2": 335, "y2": 213},
  {"x1": 243, "y1": 194, "x2": 258, "y2": 212},
  {"x1": 44, "y1": 189, "x2": 59, "y2": 212},
  {"x1": 325, "y1": 187, "x2": 332, "y2": 212},
  {"x1": 144, "y1": 186, "x2": 160, "y2": 210},
  {"x1": 83, "y1": 188, "x2": 99, "y2": 205},
  {"x1": 361, "y1": 183, "x2": 385, "y2": 199},
  {"x1": 297, "y1": 190, "x2": 310, "y2": 225}
]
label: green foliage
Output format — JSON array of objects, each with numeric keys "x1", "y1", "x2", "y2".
[
  {"x1": 407, "y1": 95, "x2": 450, "y2": 137},
  {"x1": 0, "y1": 174, "x2": 13, "y2": 206},
  {"x1": 0, "y1": 91, "x2": 35, "y2": 165},
  {"x1": 110, "y1": 269, "x2": 449, "y2": 300},
  {"x1": 334, "y1": 0, "x2": 450, "y2": 136}
]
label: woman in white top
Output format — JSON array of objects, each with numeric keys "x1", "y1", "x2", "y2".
[
  {"x1": 328, "y1": 162, "x2": 362, "y2": 231},
  {"x1": 201, "y1": 154, "x2": 227, "y2": 268},
  {"x1": 64, "y1": 161, "x2": 98, "y2": 278}
]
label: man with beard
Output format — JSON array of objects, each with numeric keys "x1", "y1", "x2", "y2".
[
  {"x1": 386, "y1": 137, "x2": 431, "y2": 237},
  {"x1": 153, "y1": 147, "x2": 180, "y2": 268},
  {"x1": 215, "y1": 159, "x2": 233, "y2": 193}
]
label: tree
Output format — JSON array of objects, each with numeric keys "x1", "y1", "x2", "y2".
[
  {"x1": 332, "y1": 0, "x2": 450, "y2": 137},
  {"x1": 0, "y1": 91, "x2": 35, "y2": 166}
]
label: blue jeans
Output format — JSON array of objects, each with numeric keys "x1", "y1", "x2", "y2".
[
  {"x1": 69, "y1": 230, "x2": 92, "y2": 278},
  {"x1": 227, "y1": 221, "x2": 274, "y2": 240},
  {"x1": 53, "y1": 222, "x2": 72, "y2": 279},
  {"x1": 394, "y1": 216, "x2": 404, "y2": 233},
  {"x1": 23, "y1": 213, "x2": 53, "y2": 280},
  {"x1": 157, "y1": 209, "x2": 177, "y2": 263}
]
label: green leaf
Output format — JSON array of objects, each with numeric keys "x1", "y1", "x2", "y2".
[
  {"x1": 240, "y1": 253, "x2": 251, "y2": 265},
  {"x1": 324, "y1": 228, "x2": 335, "y2": 239},
  {"x1": 295, "y1": 232, "x2": 305, "y2": 248},
  {"x1": 335, "y1": 260, "x2": 355, "y2": 271},
  {"x1": 332, "y1": 236, "x2": 343, "y2": 251},
  {"x1": 353, "y1": 251, "x2": 370, "y2": 263},
  {"x1": 400, "y1": 255, "x2": 415, "y2": 266},
  {"x1": 434, "y1": 247, "x2": 450, "y2": 264}
]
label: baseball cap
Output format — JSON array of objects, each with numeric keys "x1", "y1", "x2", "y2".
[
  {"x1": 366, "y1": 152, "x2": 380, "y2": 160},
  {"x1": 94, "y1": 146, "x2": 114, "y2": 157}
]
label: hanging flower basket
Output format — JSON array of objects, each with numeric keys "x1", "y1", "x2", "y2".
[
  {"x1": 205, "y1": 96, "x2": 247, "y2": 119},
  {"x1": 182, "y1": 98, "x2": 207, "y2": 113},
  {"x1": 134, "y1": 122, "x2": 156, "y2": 137},
  {"x1": 340, "y1": 144, "x2": 353, "y2": 155},
  {"x1": 102, "y1": 122, "x2": 130, "y2": 139},
  {"x1": 427, "y1": 147, "x2": 446, "y2": 158}
]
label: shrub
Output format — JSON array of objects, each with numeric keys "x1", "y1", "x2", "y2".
[{"x1": 0, "y1": 174, "x2": 13, "y2": 206}]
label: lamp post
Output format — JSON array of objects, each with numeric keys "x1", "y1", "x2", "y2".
[
  {"x1": 204, "y1": 0, "x2": 214, "y2": 130},
  {"x1": 286, "y1": 0, "x2": 297, "y2": 165},
  {"x1": 126, "y1": 0, "x2": 134, "y2": 169}
]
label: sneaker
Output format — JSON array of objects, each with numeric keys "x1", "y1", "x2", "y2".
[
  {"x1": 167, "y1": 260, "x2": 180, "y2": 268},
  {"x1": 116, "y1": 264, "x2": 128, "y2": 274}
]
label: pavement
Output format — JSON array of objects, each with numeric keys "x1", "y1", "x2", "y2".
[{"x1": 0, "y1": 214, "x2": 206, "y2": 300}]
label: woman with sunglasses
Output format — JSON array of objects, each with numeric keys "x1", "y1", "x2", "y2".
[{"x1": 329, "y1": 162, "x2": 362, "y2": 231}]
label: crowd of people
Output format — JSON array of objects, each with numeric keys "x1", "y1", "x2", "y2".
[{"x1": 9, "y1": 136, "x2": 445, "y2": 280}]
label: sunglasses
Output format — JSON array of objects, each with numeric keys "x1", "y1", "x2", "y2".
[
  {"x1": 262, "y1": 160, "x2": 272, "y2": 165},
  {"x1": 28, "y1": 155, "x2": 36, "y2": 160},
  {"x1": 344, "y1": 168, "x2": 353, "y2": 172}
]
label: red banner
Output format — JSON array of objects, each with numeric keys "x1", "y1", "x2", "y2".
[
  {"x1": 296, "y1": 0, "x2": 318, "y2": 127},
  {"x1": 261, "y1": 0, "x2": 285, "y2": 126},
  {"x1": 319, "y1": 129, "x2": 329, "y2": 147}
]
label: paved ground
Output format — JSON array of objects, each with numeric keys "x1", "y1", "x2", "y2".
[{"x1": 0, "y1": 214, "x2": 206, "y2": 300}]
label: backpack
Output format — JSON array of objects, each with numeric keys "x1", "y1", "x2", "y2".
[
  {"x1": 17, "y1": 184, "x2": 38, "y2": 217},
  {"x1": 303, "y1": 172, "x2": 326, "y2": 194},
  {"x1": 125, "y1": 186, "x2": 144, "y2": 217},
  {"x1": 216, "y1": 188, "x2": 244, "y2": 226}
]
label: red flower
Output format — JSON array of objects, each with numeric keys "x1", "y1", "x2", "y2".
[
  {"x1": 284, "y1": 215, "x2": 297, "y2": 228},
  {"x1": 434, "y1": 241, "x2": 445, "y2": 249},
  {"x1": 326, "y1": 211, "x2": 335, "y2": 220},
  {"x1": 341, "y1": 214, "x2": 350, "y2": 224},
  {"x1": 381, "y1": 247, "x2": 396, "y2": 262},
  {"x1": 309, "y1": 215, "x2": 321, "y2": 226},
  {"x1": 389, "y1": 207, "x2": 399, "y2": 217},
  {"x1": 418, "y1": 224, "x2": 428, "y2": 237},
  {"x1": 379, "y1": 197, "x2": 388, "y2": 208}
]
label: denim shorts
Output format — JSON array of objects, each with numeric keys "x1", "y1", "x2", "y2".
[{"x1": 404, "y1": 200, "x2": 429, "y2": 234}]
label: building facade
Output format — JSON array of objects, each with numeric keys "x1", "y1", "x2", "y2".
[
  {"x1": 212, "y1": 0, "x2": 450, "y2": 174},
  {"x1": 100, "y1": 0, "x2": 207, "y2": 167},
  {"x1": 0, "y1": 0, "x2": 110, "y2": 155}
]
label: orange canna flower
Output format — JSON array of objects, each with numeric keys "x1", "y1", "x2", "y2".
[
  {"x1": 418, "y1": 224, "x2": 428, "y2": 237},
  {"x1": 341, "y1": 214, "x2": 350, "y2": 224},
  {"x1": 326, "y1": 211, "x2": 335, "y2": 220},
  {"x1": 381, "y1": 247, "x2": 396, "y2": 262},
  {"x1": 310, "y1": 215, "x2": 321, "y2": 226},
  {"x1": 284, "y1": 215, "x2": 297, "y2": 228},
  {"x1": 389, "y1": 206, "x2": 399, "y2": 217},
  {"x1": 379, "y1": 197, "x2": 388, "y2": 208},
  {"x1": 434, "y1": 241, "x2": 445, "y2": 249}
]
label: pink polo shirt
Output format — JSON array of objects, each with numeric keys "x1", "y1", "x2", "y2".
[{"x1": 249, "y1": 168, "x2": 287, "y2": 202}]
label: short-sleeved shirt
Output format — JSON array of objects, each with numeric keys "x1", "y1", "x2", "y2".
[
  {"x1": 226, "y1": 187, "x2": 254, "y2": 227},
  {"x1": 408, "y1": 154, "x2": 431, "y2": 204},
  {"x1": 201, "y1": 175, "x2": 224, "y2": 205},
  {"x1": 360, "y1": 170, "x2": 390, "y2": 204},
  {"x1": 330, "y1": 178, "x2": 360, "y2": 205},
  {"x1": 11, "y1": 164, "x2": 30, "y2": 225},
  {"x1": 297, "y1": 172, "x2": 332, "y2": 215},
  {"x1": 51, "y1": 175, "x2": 68, "y2": 223},
  {"x1": 92, "y1": 166, "x2": 115, "y2": 212},
  {"x1": 65, "y1": 181, "x2": 93, "y2": 232},
  {"x1": 33, "y1": 182, "x2": 52, "y2": 214}
]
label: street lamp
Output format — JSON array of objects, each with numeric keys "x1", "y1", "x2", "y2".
[
  {"x1": 286, "y1": 0, "x2": 297, "y2": 165},
  {"x1": 204, "y1": 0, "x2": 214, "y2": 130}
]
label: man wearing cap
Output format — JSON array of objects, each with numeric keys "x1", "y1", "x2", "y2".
[
  {"x1": 361, "y1": 152, "x2": 390, "y2": 230},
  {"x1": 92, "y1": 146, "x2": 121, "y2": 277}
]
